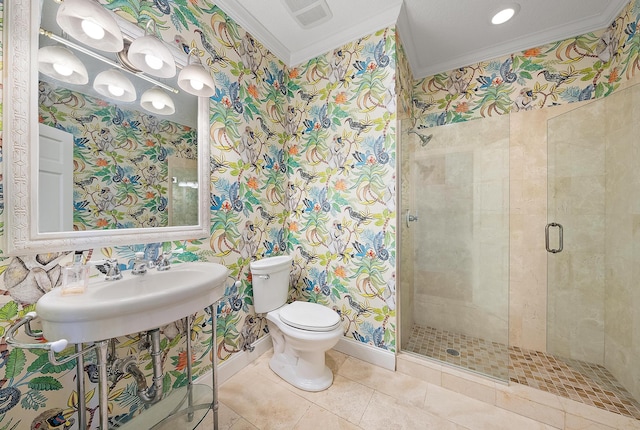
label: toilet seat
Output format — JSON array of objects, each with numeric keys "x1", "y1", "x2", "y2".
[{"x1": 279, "y1": 301, "x2": 341, "y2": 332}]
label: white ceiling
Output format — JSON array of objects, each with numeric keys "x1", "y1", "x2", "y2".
[{"x1": 215, "y1": 0, "x2": 630, "y2": 79}]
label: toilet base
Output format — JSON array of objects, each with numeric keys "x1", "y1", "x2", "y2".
[
  {"x1": 269, "y1": 350, "x2": 333, "y2": 392},
  {"x1": 265, "y1": 306, "x2": 342, "y2": 392}
]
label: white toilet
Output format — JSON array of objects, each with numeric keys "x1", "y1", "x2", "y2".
[{"x1": 250, "y1": 255, "x2": 343, "y2": 392}]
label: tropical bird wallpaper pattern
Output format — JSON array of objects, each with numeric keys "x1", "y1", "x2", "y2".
[
  {"x1": 39, "y1": 80, "x2": 198, "y2": 231},
  {"x1": 0, "y1": 0, "x2": 639, "y2": 427}
]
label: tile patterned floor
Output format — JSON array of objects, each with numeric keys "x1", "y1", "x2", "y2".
[
  {"x1": 211, "y1": 349, "x2": 562, "y2": 430},
  {"x1": 405, "y1": 324, "x2": 640, "y2": 421},
  {"x1": 405, "y1": 325, "x2": 510, "y2": 381}
]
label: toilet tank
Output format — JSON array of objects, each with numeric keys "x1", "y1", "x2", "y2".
[{"x1": 250, "y1": 255, "x2": 292, "y2": 313}]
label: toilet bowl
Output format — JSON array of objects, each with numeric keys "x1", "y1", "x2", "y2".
[{"x1": 250, "y1": 255, "x2": 343, "y2": 392}]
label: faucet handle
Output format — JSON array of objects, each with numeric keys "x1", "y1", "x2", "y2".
[
  {"x1": 132, "y1": 252, "x2": 150, "y2": 275},
  {"x1": 155, "y1": 251, "x2": 173, "y2": 271},
  {"x1": 104, "y1": 258, "x2": 122, "y2": 281},
  {"x1": 87, "y1": 258, "x2": 120, "y2": 280},
  {"x1": 89, "y1": 258, "x2": 122, "y2": 281}
]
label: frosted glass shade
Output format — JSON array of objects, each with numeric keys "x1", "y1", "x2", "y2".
[
  {"x1": 128, "y1": 35, "x2": 176, "y2": 78},
  {"x1": 141, "y1": 88, "x2": 175, "y2": 115},
  {"x1": 56, "y1": 0, "x2": 124, "y2": 52},
  {"x1": 38, "y1": 46, "x2": 89, "y2": 85},
  {"x1": 178, "y1": 54, "x2": 215, "y2": 97},
  {"x1": 93, "y1": 69, "x2": 136, "y2": 102}
]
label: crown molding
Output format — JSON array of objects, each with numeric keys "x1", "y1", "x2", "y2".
[
  {"x1": 410, "y1": 0, "x2": 629, "y2": 79},
  {"x1": 289, "y1": 3, "x2": 402, "y2": 66},
  {"x1": 214, "y1": 0, "x2": 291, "y2": 64},
  {"x1": 215, "y1": 1, "x2": 401, "y2": 68}
]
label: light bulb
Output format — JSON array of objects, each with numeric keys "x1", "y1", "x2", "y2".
[
  {"x1": 81, "y1": 19, "x2": 105, "y2": 40},
  {"x1": 53, "y1": 62, "x2": 74, "y2": 77},
  {"x1": 145, "y1": 53, "x2": 163, "y2": 70},
  {"x1": 108, "y1": 84, "x2": 125, "y2": 97},
  {"x1": 190, "y1": 79, "x2": 204, "y2": 91},
  {"x1": 151, "y1": 98, "x2": 165, "y2": 110}
]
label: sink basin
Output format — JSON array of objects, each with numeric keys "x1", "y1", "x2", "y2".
[{"x1": 36, "y1": 262, "x2": 229, "y2": 344}]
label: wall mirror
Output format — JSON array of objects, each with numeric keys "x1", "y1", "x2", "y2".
[{"x1": 4, "y1": 0, "x2": 211, "y2": 255}]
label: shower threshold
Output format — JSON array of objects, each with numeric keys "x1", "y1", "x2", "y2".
[{"x1": 405, "y1": 325, "x2": 640, "y2": 421}]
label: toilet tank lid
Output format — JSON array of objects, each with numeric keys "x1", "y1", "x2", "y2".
[
  {"x1": 250, "y1": 255, "x2": 292, "y2": 273},
  {"x1": 279, "y1": 301, "x2": 341, "y2": 332}
]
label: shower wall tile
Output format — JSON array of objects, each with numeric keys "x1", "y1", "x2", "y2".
[
  {"x1": 411, "y1": 114, "x2": 510, "y2": 346},
  {"x1": 546, "y1": 95, "x2": 607, "y2": 363},
  {"x1": 415, "y1": 295, "x2": 509, "y2": 344},
  {"x1": 400, "y1": 120, "x2": 415, "y2": 349}
]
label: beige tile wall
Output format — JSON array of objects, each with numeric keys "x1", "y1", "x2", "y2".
[
  {"x1": 399, "y1": 119, "x2": 415, "y2": 349},
  {"x1": 403, "y1": 78, "x2": 640, "y2": 401},
  {"x1": 407, "y1": 115, "x2": 510, "y2": 345}
]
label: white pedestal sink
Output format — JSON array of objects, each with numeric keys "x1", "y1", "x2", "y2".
[{"x1": 36, "y1": 262, "x2": 229, "y2": 343}]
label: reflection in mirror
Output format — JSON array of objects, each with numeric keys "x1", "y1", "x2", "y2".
[
  {"x1": 37, "y1": 0, "x2": 199, "y2": 233},
  {"x1": 168, "y1": 157, "x2": 199, "y2": 227},
  {"x1": 3, "y1": 0, "x2": 211, "y2": 254},
  {"x1": 38, "y1": 80, "x2": 197, "y2": 231}
]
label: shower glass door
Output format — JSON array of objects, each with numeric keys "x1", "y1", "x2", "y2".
[
  {"x1": 547, "y1": 83, "x2": 640, "y2": 408},
  {"x1": 400, "y1": 115, "x2": 510, "y2": 381}
]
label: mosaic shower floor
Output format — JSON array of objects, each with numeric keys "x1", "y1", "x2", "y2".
[{"x1": 405, "y1": 324, "x2": 640, "y2": 421}]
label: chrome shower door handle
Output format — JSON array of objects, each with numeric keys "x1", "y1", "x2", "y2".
[
  {"x1": 405, "y1": 210, "x2": 419, "y2": 228},
  {"x1": 545, "y1": 222, "x2": 563, "y2": 253}
]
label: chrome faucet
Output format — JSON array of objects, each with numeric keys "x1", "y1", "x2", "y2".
[
  {"x1": 132, "y1": 252, "x2": 154, "y2": 275},
  {"x1": 90, "y1": 258, "x2": 122, "y2": 281}
]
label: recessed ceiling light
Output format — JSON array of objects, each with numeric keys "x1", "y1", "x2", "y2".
[{"x1": 491, "y1": 4, "x2": 520, "y2": 25}]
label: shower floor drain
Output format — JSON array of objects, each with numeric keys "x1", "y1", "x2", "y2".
[{"x1": 446, "y1": 348, "x2": 460, "y2": 357}]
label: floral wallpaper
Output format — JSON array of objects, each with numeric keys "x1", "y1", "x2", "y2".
[
  {"x1": 413, "y1": 0, "x2": 640, "y2": 127},
  {"x1": 0, "y1": 0, "x2": 639, "y2": 428},
  {"x1": 286, "y1": 28, "x2": 397, "y2": 351},
  {"x1": 39, "y1": 81, "x2": 197, "y2": 230}
]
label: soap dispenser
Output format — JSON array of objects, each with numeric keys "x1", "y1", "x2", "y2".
[{"x1": 61, "y1": 251, "x2": 89, "y2": 295}]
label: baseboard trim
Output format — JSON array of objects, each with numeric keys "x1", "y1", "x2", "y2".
[
  {"x1": 333, "y1": 337, "x2": 396, "y2": 371},
  {"x1": 195, "y1": 335, "x2": 396, "y2": 387}
]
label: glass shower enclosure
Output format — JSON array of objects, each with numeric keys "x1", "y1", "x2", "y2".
[
  {"x1": 399, "y1": 115, "x2": 511, "y2": 381},
  {"x1": 547, "y1": 83, "x2": 640, "y2": 407}
]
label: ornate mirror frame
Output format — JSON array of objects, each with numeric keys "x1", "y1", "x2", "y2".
[{"x1": 3, "y1": 0, "x2": 211, "y2": 255}]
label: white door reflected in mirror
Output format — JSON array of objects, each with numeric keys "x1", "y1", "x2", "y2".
[{"x1": 39, "y1": 124, "x2": 73, "y2": 233}]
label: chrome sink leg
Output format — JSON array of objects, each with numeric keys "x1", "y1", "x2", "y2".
[
  {"x1": 96, "y1": 340, "x2": 110, "y2": 430},
  {"x1": 75, "y1": 344, "x2": 87, "y2": 430},
  {"x1": 185, "y1": 315, "x2": 194, "y2": 422}
]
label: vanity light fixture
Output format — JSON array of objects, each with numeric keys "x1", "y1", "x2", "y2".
[
  {"x1": 127, "y1": 20, "x2": 176, "y2": 78},
  {"x1": 56, "y1": 0, "x2": 124, "y2": 52},
  {"x1": 40, "y1": 28, "x2": 179, "y2": 95},
  {"x1": 38, "y1": 45, "x2": 89, "y2": 85},
  {"x1": 178, "y1": 49, "x2": 216, "y2": 97},
  {"x1": 141, "y1": 87, "x2": 176, "y2": 115},
  {"x1": 491, "y1": 4, "x2": 520, "y2": 25},
  {"x1": 93, "y1": 69, "x2": 136, "y2": 102}
]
